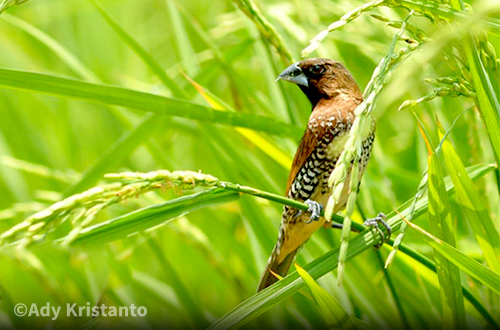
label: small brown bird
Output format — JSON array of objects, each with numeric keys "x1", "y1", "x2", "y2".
[{"x1": 257, "y1": 58, "x2": 388, "y2": 291}]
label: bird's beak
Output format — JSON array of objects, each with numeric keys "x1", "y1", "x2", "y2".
[{"x1": 276, "y1": 62, "x2": 308, "y2": 88}]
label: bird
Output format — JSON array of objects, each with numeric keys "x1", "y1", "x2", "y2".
[{"x1": 257, "y1": 58, "x2": 389, "y2": 291}]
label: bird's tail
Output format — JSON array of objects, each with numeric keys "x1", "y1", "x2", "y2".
[{"x1": 257, "y1": 246, "x2": 298, "y2": 292}]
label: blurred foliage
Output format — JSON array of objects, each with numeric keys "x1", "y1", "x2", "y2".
[{"x1": 0, "y1": 0, "x2": 499, "y2": 329}]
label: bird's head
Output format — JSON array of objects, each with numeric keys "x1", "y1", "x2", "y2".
[{"x1": 276, "y1": 58, "x2": 361, "y2": 107}]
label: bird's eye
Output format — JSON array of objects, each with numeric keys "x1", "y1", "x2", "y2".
[{"x1": 310, "y1": 65, "x2": 324, "y2": 75}]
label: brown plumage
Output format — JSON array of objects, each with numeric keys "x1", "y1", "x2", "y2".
[{"x1": 257, "y1": 58, "x2": 376, "y2": 291}]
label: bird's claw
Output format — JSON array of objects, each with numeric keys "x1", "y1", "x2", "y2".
[
  {"x1": 303, "y1": 200, "x2": 323, "y2": 224},
  {"x1": 363, "y1": 212, "x2": 391, "y2": 248}
]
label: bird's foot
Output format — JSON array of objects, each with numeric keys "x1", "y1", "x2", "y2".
[
  {"x1": 303, "y1": 200, "x2": 323, "y2": 224},
  {"x1": 363, "y1": 212, "x2": 391, "y2": 248}
]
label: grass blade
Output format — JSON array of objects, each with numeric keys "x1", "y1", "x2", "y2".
[
  {"x1": 465, "y1": 39, "x2": 500, "y2": 171},
  {"x1": 1, "y1": 13, "x2": 99, "y2": 82},
  {"x1": 295, "y1": 264, "x2": 359, "y2": 330},
  {"x1": 405, "y1": 220, "x2": 500, "y2": 296},
  {"x1": 164, "y1": 0, "x2": 200, "y2": 77},
  {"x1": 396, "y1": 244, "x2": 499, "y2": 330},
  {"x1": 384, "y1": 112, "x2": 432, "y2": 268},
  {"x1": 427, "y1": 151, "x2": 466, "y2": 329},
  {"x1": 448, "y1": 0, "x2": 500, "y2": 186},
  {"x1": 89, "y1": 0, "x2": 184, "y2": 96},
  {"x1": 0, "y1": 68, "x2": 302, "y2": 138},
  {"x1": 438, "y1": 125, "x2": 500, "y2": 272},
  {"x1": 69, "y1": 189, "x2": 238, "y2": 246},
  {"x1": 184, "y1": 75, "x2": 292, "y2": 169}
]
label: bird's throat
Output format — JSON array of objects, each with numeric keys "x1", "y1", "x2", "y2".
[{"x1": 298, "y1": 85, "x2": 323, "y2": 109}]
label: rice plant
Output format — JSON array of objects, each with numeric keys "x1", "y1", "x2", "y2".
[{"x1": 0, "y1": 0, "x2": 498, "y2": 329}]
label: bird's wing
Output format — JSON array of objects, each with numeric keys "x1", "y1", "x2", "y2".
[{"x1": 285, "y1": 127, "x2": 318, "y2": 194}]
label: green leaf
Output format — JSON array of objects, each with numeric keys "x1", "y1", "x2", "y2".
[
  {"x1": 295, "y1": 264, "x2": 359, "y2": 330},
  {"x1": 0, "y1": 68, "x2": 302, "y2": 138},
  {"x1": 427, "y1": 151, "x2": 466, "y2": 329},
  {"x1": 447, "y1": 0, "x2": 500, "y2": 188},
  {"x1": 89, "y1": 0, "x2": 184, "y2": 96},
  {"x1": 405, "y1": 220, "x2": 500, "y2": 296},
  {"x1": 164, "y1": 0, "x2": 200, "y2": 77},
  {"x1": 465, "y1": 40, "x2": 500, "y2": 174},
  {"x1": 1, "y1": 13, "x2": 99, "y2": 82},
  {"x1": 207, "y1": 163, "x2": 495, "y2": 330},
  {"x1": 69, "y1": 188, "x2": 239, "y2": 246},
  {"x1": 438, "y1": 126, "x2": 500, "y2": 273},
  {"x1": 185, "y1": 75, "x2": 292, "y2": 169}
]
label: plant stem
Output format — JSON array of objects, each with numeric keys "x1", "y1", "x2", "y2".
[{"x1": 219, "y1": 181, "x2": 344, "y2": 223}]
